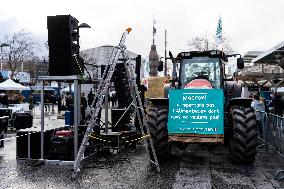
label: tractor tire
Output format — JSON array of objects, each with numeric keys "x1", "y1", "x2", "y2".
[
  {"x1": 147, "y1": 106, "x2": 170, "y2": 161},
  {"x1": 230, "y1": 107, "x2": 258, "y2": 163}
]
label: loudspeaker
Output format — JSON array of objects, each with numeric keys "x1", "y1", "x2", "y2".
[
  {"x1": 0, "y1": 108, "x2": 12, "y2": 119},
  {"x1": 0, "y1": 116, "x2": 8, "y2": 133},
  {"x1": 47, "y1": 15, "x2": 83, "y2": 76},
  {"x1": 16, "y1": 129, "x2": 54, "y2": 159},
  {"x1": 12, "y1": 113, "x2": 33, "y2": 130}
]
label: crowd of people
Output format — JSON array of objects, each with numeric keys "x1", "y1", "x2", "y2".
[
  {"x1": 0, "y1": 92, "x2": 8, "y2": 107},
  {"x1": 251, "y1": 92, "x2": 284, "y2": 138},
  {"x1": 40, "y1": 89, "x2": 118, "y2": 124},
  {"x1": 250, "y1": 92, "x2": 284, "y2": 116},
  {"x1": 0, "y1": 91, "x2": 27, "y2": 108}
]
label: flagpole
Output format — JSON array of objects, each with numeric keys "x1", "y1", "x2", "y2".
[
  {"x1": 222, "y1": 37, "x2": 224, "y2": 53},
  {"x1": 164, "y1": 29, "x2": 167, "y2": 76},
  {"x1": 152, "y1": 18, "x2": 155, "y2": 45}
]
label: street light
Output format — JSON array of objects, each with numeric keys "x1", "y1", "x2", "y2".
[
  {"x1": 76, "y1": 23, "x2": 91, "y2": 56},
  {"x1": 0, "y1": 43, "x2": 9, "y2": 70},
  {"x1": 78, "y1": 23, "x2": 91, "y2": 29}
]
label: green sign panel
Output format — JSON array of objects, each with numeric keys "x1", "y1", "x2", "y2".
[{"x1": 168, "y1": 89, "x2": 224, "y2": 135}]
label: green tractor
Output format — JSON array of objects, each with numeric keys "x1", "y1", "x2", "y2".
[{"x1": 146, "y1": 50, "x2": 257, "y2": 163}]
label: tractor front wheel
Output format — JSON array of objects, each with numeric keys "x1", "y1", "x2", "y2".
[
  {"x1": 230, "y1": 107, "x2": 258, "y2": 163},
  {"x1": 147, "y1": 106, "x2": 170, "y2": 161}
]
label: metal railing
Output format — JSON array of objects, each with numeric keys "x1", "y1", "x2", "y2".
[{"x1": 258, "y1": 111, "x2": 284, "y2": 180}]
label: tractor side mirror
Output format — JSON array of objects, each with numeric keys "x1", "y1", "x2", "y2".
[
  {"x1": 237, "y1": 58, "x2": 244, "y2": 69},
  {"x1": 158, "y1": 61, "x2": 163, "y2": 72}
]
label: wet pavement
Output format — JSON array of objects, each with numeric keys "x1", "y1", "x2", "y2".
[{"x1": 0, "y1": 106, "x2": 284, "y2": 188}]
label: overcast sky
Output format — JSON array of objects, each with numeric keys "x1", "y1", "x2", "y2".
[{"x1": 0, "y1": 0, "x2": 283, "y2": 59}]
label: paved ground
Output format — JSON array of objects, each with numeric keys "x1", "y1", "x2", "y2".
[{"x1": 0, "y1": 105, "x2": 284, "y2": 189}]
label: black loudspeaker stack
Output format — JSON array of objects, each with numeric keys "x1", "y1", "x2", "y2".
[
  {"x1": 13, "y1": 113, "x2": 33, "y2": 130},
  {"x1": 47, "y1": 15, "x2": 84, "y2": 76}
]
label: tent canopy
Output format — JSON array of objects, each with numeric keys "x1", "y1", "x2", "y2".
[
  {"x1": 30, "y1": 86, "x2": 55, "y2": 91},
  {"x1": 0, "y1": 79, "x2": 30, "y2": 90},
  {"x1": 61, "y1": 84, "x2": 74, "y2": 92},
  {"x1": 252, "y1": 41, "x2": 284, "y2": 65}
]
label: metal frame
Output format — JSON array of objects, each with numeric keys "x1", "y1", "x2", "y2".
[
  {"x1": 38, "y1": 75, "x2": 82, "y2": 162},
  {"x1": 257, "y1": 111, "x2": 284, "y2": 180},
  {"x1": 237, "y1": 41, "x2": 284, "y2": 90}
]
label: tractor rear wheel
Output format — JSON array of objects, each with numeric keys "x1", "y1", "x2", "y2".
[
  {"x1": 230, "y1": 107, "x2": 258, "y2": 163},
  {"x1": 147, "y1": 106, "x2": 170, "y2": 161}
]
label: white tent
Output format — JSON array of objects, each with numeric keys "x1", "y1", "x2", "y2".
[
  {"x1": 30, "y1": 86, "x2": 55, "y2": 91},
  {"x1": 0, "y1": 79, "x2": 30, "y2": 90},
  {"x1": 61, "y1": 84, "x2": 74, "y2": 92}
]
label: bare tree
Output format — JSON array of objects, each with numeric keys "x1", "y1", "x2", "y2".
[
  {"x1": 188, "y1": 33, "x2": 234, "y2": 54},
  {"x1": 2, "y1": 31, "x2": 39, "y2": 78}
]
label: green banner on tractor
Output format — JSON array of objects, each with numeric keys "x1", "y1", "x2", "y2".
[{"x1": 168, "y1": 89, "x2": 224, "y2": 135}]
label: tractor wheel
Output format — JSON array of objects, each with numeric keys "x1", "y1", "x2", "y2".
[
  {"x1": 230, "y1": 107, "x2": 258, "y2": 163},
  {"x1": 147, "y1": 106, "x2": 170, "y2": 161}
]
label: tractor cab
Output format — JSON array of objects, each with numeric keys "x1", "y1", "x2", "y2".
[{"x1": 177, "y1": 51, "x2": 224, "y2": 89}]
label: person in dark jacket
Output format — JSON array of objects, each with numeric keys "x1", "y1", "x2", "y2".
[
  {"x1": 274, "y1": 93, "x2": 284, "y2": 116},
  {"x1": 251, "y1": 94, "x2": 265, "y2": 138},
  {"x1": 65, "y1": 92, "x2": 73, "y2": 111},
  {"x1": 57, "y1": 95, "x2": 62, "y2": 113},
  {"x1": 0, "y1": 92, "x2": 8, "y2": 107},
  {"x1": 3, "y1": 93, "x2": 8, "y2": 107},
  {"x1": 87, "y1": 89, "x2": 94, "y2": 107},
  {"x1": 81, "y1": 92, "x2": 87, "y2": 124},
  {"x1": 28, "y1": 93, "x2": 34, "y2": 111},
  {"x1": 50, "y1": 93, "x2": 56, "y2": 112},
  {"x1": 44, "y1": 93, "x2": 51, "y2": 111}
]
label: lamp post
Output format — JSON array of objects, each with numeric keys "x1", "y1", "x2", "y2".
[
  {"x1": 73, "y1": 22, "x2": 91, "y2": 160},
  {"x1": 76, "y1": 22, "x2": 91, "y2": 78},
  {"x1": 78, "y1": 23, "x2": 91, "y2": 29},
  {"x1": 77, "y1": 23, "x2": 91, "y2": 55},
  {"x1": 0, "y1": 43, "x2": 9, "y2": 70},
  {"x1": 164, "y1": 30, "x2": 167, "y2": 76}
]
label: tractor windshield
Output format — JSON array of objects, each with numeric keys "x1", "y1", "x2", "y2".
[{"x1": 180, "y1": 57, "x2": 221, "y2": 88}]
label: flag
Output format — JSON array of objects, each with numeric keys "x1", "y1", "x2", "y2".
[
  {"x1": 153, "y1": 18, "x2": 157, "y2": 25},
  {"x1": 215, "y1": 16, "x2": 223, "y2": 47},
  {"x1": 144, "y1": 59, "x2": 150, "y2": 77},
  {"x1": 153, "y1": 18, "x2": 157, "y2": 35},
  {"x1": 153, "y1": 26, "x2": 157, "y2": 35}
]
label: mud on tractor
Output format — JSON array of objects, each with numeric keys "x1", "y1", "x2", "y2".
[{"x1": 146, "y1": 50, "x2": 258, "y2": 163}]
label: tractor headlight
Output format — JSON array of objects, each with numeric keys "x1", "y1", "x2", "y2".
[
  {"x1": 180, "y1": 52, "x2": 191, "y2": 57},
  {"x1": 210, "y1": 50, "x2": 219, "y2": 55}
]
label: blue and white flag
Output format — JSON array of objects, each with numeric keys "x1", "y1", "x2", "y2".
[
  {"x1": 215, "y1": 16, "x2": 223, "y2": 47},
  {"x1": 153, "y1": 19, "x2": 157, "y2": 36},
  {"x1": 143, "y1": 59, "x2": 150, "y2": 78}
]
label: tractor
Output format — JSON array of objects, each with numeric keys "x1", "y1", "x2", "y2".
[{"x1": 146, "y1": 50, "x2": 258, "y2": 163}]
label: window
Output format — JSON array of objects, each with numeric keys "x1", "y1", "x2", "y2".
[{"x1": 181, "y1": 57, "x2": 221, "y2": 88}]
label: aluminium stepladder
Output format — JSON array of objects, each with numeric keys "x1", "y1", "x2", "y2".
[{"x1": 73, "y1": 28, "x2": 160, "y2": 177}]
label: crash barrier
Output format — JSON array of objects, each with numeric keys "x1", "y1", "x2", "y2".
[{"x1": 258, "y1": 111, "x2": 284, "y2": 180}]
